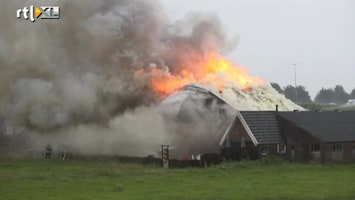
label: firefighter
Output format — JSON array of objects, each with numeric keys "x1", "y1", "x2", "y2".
[{"x1": 45, "y1": 144, "x2": 52, "y2": 160}]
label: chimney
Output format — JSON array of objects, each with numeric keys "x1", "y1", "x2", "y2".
[{"x1": 275, "y1": 104, "x2": 279, "y2": 112}]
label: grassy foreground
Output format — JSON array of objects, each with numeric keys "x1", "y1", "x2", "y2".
[{"x1": 1, "y1": 158, "x2": 355, "y2": 200}]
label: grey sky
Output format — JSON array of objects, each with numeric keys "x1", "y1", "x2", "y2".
[{"x1": 160, "y1": 0, "x2": 355, "y2": 98}]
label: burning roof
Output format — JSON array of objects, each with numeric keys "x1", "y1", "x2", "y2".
[{"x1": 139, "y1": 49, "x2": 303, "y2": 112}]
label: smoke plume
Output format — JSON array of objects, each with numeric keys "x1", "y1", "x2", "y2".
[{"x1": 0, "y1": 0, "x2": 238, "y2": 157}]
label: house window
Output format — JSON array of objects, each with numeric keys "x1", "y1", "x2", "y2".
[
  {"x1": 332, "y1": 143, "x2": 343, "y2": 151},
  {"x1": 310, "y1": 144, "x2": 320, "y2": 152}
]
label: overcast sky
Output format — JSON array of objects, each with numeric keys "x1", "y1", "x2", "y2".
[{"x1": 160, "y1": 0, "x2": 355, "y2": 98}]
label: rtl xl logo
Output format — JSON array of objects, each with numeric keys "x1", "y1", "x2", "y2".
[{"x1": 16, "y1": 6, "x2": 60, "y2": 22}]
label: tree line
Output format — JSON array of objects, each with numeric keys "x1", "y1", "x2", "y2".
[{"x1": 271, "y1": 83, "x2": 355, "y2": 105}]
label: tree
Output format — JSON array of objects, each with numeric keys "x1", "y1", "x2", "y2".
[
  {"x1": 283, "y1": 85, "x2": 312, "y2": 104},
  {"x1": 333, "y1": 85, "x2": 350, "y2": 104},
  {"x1": 314, "y1": 88, "x2": 334, "y2": 104},
  {"x1": 350, "y1": 88, "x2": 355, "y2": 99},
  {"x1": 270, "y1": 82, "x2": 283, "y2": 94},
  {"x1": 314, "y1": 85, "x2": 350, "y2": 104}
]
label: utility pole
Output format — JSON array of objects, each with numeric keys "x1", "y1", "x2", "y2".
[{"x1": 292, "y1": 63, "x2": 298, "y2": 103}]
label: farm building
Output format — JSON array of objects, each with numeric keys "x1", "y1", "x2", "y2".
[
  {"x1": 278, "y1": 111, "x2": 355, "y2": 163},
  {"x1": 220, "y1": 110, "x2": 355, "y2": 163}
]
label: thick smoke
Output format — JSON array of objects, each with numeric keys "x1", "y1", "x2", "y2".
[{"x1": 0, "y1": 0, "x2": 236, "y2": 157}]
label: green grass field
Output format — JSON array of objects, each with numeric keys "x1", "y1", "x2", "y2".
[{"x1": 1, "y1": 158, "x2": 355, "y2": 200}]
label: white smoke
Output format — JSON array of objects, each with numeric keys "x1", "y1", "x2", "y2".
[{"x1": 27, "y1": 106, "x2": 170, "y2": 156}]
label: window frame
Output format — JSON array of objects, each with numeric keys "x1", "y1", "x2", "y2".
[
  {"x1": 332, "y1": 143, "x2": 343, "y2": 152},
  {"x1": 310, "y1": 143, "x2": 320, "y2": 152}
]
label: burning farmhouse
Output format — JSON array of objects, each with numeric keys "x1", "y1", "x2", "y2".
[
  {"x1": 0, "y1": 0, "x2": 304, "y2": 159},
  {"x1": 142, "y1": 53, "x2": 303, "y2": 158}
]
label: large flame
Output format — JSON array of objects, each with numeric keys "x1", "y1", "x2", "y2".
[{"x1": 139, "y1": 52, "x2": 264, "y2": 95}]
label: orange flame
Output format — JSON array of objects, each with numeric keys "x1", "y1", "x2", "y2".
[{"x1": 140, "y1": 52, "x2": 263, "y2": 95}]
